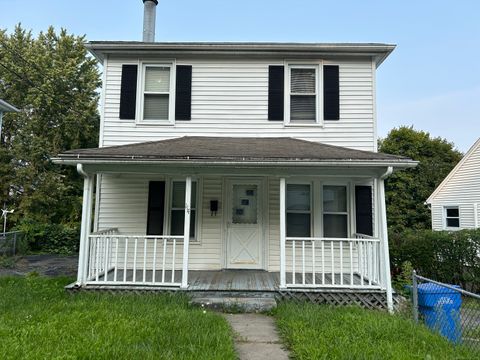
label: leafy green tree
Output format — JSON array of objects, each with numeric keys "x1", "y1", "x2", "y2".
[
  {"x1": 379, "y1": 126, "x2": 462, "y2": 233},
  {"x1": 0, "y1": 25, "x2": 100, "y2": 232}
]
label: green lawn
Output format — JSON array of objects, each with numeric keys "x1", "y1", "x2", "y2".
[
  {"x1": 0, "y1": 276, "x2": 235, "y2": 360},
  {"x1": 274, "y1": 302, "x2": 476, "y2": 360}
]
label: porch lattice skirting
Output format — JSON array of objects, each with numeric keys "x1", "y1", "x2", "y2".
[{"x1": 66, "y1": 269, "x2": 398, "y2": 311}]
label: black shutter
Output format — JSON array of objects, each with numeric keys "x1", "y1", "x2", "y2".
[
  {"x1": 175, "y1": 65, "x2": 192, "y2": 120},
  {"x1": 268, "y1": 65, "x2": 284, "y2": 121},
  {"x1": 147, "y1": 181, "x2": 165, "y2": 235},
  {"x1": 355, "y1": 185, "x2": 373, "y2": 236},
  {"x1": 119, "y1": 65, "x2": 138, "y2": 120},
  {"x1": 323, "y1": 65, "x2": 339, "y2": 120}
]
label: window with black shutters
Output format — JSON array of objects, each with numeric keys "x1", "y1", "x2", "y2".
[
  {"x1": 287, "y1": 65, "x2": 318, "y2": 123},
  {"x1": 170, "y1": 181, "x2": 197, "y2": 239},
  {"x1": 140, "y1": 63, "x2": 174, "y2": 123}
]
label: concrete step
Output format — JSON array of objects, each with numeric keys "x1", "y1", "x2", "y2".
[{"x1": 190, "y1": 295, "x2": 277, "y2": 313}]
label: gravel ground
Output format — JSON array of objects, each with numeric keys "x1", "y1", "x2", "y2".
[{"x1": 0, "y1": 254, "x2": 78, "y2": 277}]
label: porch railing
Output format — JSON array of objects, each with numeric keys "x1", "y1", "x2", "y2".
[
  {"x1": 86, "y1": 233, "x2": 184, "y2": 287},
  {"x1": 284, "y1": 234, "x2": 382, "y2": 289}
]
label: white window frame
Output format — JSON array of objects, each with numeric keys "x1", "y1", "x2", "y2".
[
  {"x1": 165, "y1": 178, "x2": 200, "y2": 241},
  {"x1": 444, "y1": 206, "x2": 460, "y2": 230},
  {"x1": 322, "y1": 183, "x2": 350, "y2": 238},
  {"x1": 286, "y1": 182, "x2": 313, "y2": 237},
  {"x1": 138, "y1": 61, "x2": 176, "y2": 125},
  {"x1": 284, "y1": 61, "x2": 323, "y2": 126}
]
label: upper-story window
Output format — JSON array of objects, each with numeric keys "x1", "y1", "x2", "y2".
[
  {"x1": 140, "y1": 63, "x2": 175, "y2": 123},
  {"x1": 289, "y1": 66, "x2": 318, "y2": 123}
]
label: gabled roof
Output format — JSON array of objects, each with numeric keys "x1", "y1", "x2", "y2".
[
  {"x1": 0, "y1": 99, "x2": 19, "y2": 113},
  {"x1": 426, "y1": 138, "x2": 480, "y2": 204},
  {"x1": 54, "y1": 136, "x2": 416, "y2": 168},
  {"x1": 85, "y1": 41, "x2": 395, "y2": 67}
]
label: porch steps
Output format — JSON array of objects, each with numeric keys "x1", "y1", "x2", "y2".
[{"x1": 190, "y1": 291, "x2": 277, "y2": 313}]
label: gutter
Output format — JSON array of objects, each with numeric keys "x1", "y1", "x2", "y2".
[{"x1": 54, "y1": 158, "x2": 418, "y2": 169}]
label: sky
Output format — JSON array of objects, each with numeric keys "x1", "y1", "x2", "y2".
[{"x1": 1, "y1": 0, "x2": 479, "y2": 152}]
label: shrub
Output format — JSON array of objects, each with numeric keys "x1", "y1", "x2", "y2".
[
  {"x1": 390, "y1": 229, "x2": 480, "y2": 292},
  {"x1": 17, "y1": 219, "x2": 80, "y2": 255}
]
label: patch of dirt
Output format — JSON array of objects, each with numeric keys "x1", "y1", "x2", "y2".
[{"x1": 0, "y1": 254, "x2": 78, "y2": 277}]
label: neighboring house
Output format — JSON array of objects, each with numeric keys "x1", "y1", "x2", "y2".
[
  {"x1": 426, "y1": 139, "x2": 480, "y2": 231},
  {"x1": 0, "y1": 99, "x2": 19, "y2": 140},
  {"x1": 53, "y1": 0, "x2": 416, "y2": 311}
]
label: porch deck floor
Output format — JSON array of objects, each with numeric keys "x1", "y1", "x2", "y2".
[{"x1": 97, "y1": 269, "x2": 375, "y2": 291}]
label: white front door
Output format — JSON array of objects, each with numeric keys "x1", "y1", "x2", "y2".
[{"x1": 226, "y1": 179, "x2": 264, "y2": 269}]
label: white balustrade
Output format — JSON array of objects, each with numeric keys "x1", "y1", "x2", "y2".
[
  {"x1": 85, "y1": 233, "x2": 184, "y2": 287},
  {"x1": 284, "y1": 234, "x2": 381, "y2": 289}
]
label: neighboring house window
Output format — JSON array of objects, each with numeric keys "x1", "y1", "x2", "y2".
[
  {"x1": 444, "y1": 206, "x2": 460, "y2": 228},
  {"x1": 286, "y1": 184, "x2": 311, "y2": 237},
  {"x1": 286, "y1": 65, "x2": 319, "y2": 124},
  {"x1": 170, "y1": 180, "x2": 197, "y2": 238},
  {"x1": 141, "y1": 64, "x2": 174, "y2": 122},
  {"x1": 323, "y1": 185, "x2": 348, "y2": 238}
]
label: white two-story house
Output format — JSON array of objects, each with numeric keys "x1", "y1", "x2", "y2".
[{"x1": 54, "y1": 0, "x2": 416, "y2": 311}]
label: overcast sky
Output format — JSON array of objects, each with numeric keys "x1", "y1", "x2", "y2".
[{"x1": 1, "y1": 0, "x2": 479, "y2": 152}]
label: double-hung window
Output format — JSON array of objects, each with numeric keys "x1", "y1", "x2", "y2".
[
  {"x1": 142, "y1": 64, "x2": 173, "y2": 122},
  {"x1": 286, "y1": 184, "x2": 311, "y2": 237},
  {"x1": 323, "y1": 185, "x2": 348, "y2": 238},
  {"x1": 170, "y1": 181, "x2": 197, "y2": 238},
  {"x1": 287, "y1": 65, "x2": 319, "y2": 124},
  {"x1": 444, "y1": 206, "x2": 460, "y2": 229}
]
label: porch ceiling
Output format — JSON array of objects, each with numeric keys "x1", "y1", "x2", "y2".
[{"x1": 53, "y1": 137, "x2": 416, "y2": 169}]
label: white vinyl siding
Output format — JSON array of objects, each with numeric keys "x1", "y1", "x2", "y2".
[
  {"x1": 102, "y1": 57, "x2": 375, "y2": 151},
  {"x1": 429, "y1": 140, "x2": 480, "y2": 231}
]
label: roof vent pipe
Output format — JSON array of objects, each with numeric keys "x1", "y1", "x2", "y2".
[{"x1": 142, "y1": 0, "x2": 158, "y2": 42}]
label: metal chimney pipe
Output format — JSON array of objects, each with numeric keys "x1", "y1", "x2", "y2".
[{"x1": 142, "y1": 0, "x2": 158, "y2": 42}]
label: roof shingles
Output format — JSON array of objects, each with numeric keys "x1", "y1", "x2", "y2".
[{"x1": 58, "y1": 136, "x2": 413, "y2": 165}]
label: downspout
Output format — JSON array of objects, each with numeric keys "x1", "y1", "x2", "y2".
[
  {"x1": 77, "y1": 163, "x2": 88, "y2": 178},
  {"x1": 379, "y1": 166, "x2": 393, "y2": 312},
  {"x1": 77, "y1": 163, "x2": 93, "y2": 285},
  {"x1": 380, "y1": 166, "x2": 393, "y2": 180}
]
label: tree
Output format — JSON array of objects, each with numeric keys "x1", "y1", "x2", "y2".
[
  {"x1": 379, "y1": 126, "x2": 462, "y2": 233},
  {"x1": 0, "y1": 25, "x2": 100, "y2": 232}
]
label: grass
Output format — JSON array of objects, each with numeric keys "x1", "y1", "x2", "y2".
[
  {"x1": 274, "y1": 302, "x2": 477, "y2": 360},
  {"x1": 0, "y1": 275, "x2": 235, "y2": 360}
]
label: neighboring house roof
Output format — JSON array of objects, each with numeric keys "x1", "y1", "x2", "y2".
[
  {"x1": 426, "y1": 138, "x2": 480, "y2": 204},
  {"x1": 85, "y1": 41, "x2": 395, "y2": 67},
  {"x1": 54, "y1": 136, "x2": 416, "y2": 167},
  {"x1": 0, "y1": 99, "x2": 19, "y2": 113}
]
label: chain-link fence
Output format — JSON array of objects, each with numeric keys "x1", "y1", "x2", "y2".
[
  {"x1": 0, "y1": 231, "x2": 24, "y2": 256},
  {"x1": 412, "y1": 271, "x2": 480, "y2": 354}
]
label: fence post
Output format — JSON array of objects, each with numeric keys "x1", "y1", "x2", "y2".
[
  {"x1": 13, "y1": 232, "x2": 16, "y2": 256},
  {"x1": 412, "y1": 270, "x2": 419, "y2": 323}
]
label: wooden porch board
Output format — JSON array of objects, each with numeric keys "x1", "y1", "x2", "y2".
[{"x1": 95, "y1": 269, "x2": 375, "y2": 291}]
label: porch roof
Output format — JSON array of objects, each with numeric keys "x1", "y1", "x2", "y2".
[{"x1": 54, "y1": 137, "x2": 416, "y2": 168}]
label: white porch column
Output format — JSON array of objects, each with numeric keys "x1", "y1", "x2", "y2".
[
  {"x1": 280, "y1": 177, "x2": 286, "y2": 288},
  {"x1": 181, "y1": 176, "x2": 192, "y2": 289},
  {"x1": 77, "y1": 167, "x2": 94, "y2": 284},
  {"x1": 377, "y1": 171, "x2": 394, "y2": 313}
]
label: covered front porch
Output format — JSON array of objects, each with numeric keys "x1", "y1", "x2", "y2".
[{"x1": 54, "y1": 137, "x2": 416, "y2": 311}]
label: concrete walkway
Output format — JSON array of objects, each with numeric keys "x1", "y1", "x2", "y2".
[{"x1": 224, "y1": 314, "x2": 290, "y2": 360}]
